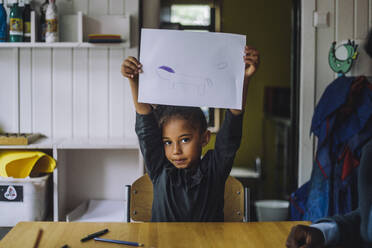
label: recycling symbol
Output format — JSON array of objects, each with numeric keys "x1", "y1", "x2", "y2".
[{"x1": 4, "y1": 185, "x2": 17, "y2": 200}]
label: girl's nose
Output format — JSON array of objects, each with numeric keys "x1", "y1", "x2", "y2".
[{"x1": 173, "y1": 142, "x2": 182, "y2": 154}]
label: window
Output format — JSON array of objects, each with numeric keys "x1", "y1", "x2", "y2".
[
  {"x1": 161, "y1": 4, "x2": 215, "y2": 32},
  {"x1": 171, "y1": 5, "x2": 211, "y2": 26}
]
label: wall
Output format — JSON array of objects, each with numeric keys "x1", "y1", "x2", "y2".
[
  {"x1": 219, "y1": 0, "x2": 292, "y2": 198},
  {"x1": 299, "y1": 0, "x2": 372, "y2": 186}
]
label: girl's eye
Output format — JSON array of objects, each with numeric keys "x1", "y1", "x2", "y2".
[
  {"x1": 163, "y1": 140, "x2": 172, "y2": 145},
  {"x1": 181, "y1": 138, "x2": 190, "y2": 143}
]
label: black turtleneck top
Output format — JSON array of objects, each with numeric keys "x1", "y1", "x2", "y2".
[{"x1": 135, "y1": 110, "x2": 243, "y2": 222}]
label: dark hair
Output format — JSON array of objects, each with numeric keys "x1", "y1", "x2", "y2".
[
  {"x1": 365, "y1": 28, "x2": 372, "y2": 58},
  {"x1": 154, "y1": 105, "x2": 207, "y2": 133}
]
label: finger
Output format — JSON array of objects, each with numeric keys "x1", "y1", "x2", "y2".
[
  {"x1": 244, "y1": 58, "x2": 259, "y2": 66},
  {"x1": 286, "y1": 229, "x2": 300, "y2": 248},
  {"x1": 245, "y1": 50, "x2": 259, "y2": 57},
  {"x1": 120, "y1": 65, "x2": 129, "y2": 77},
  {"x1": 293, "y1": 227, "x2": 308, "y2": 247},
  {"x1": 244, "y1": 52, "x2": 259, "y2": 60},
  {"x1": 121, "y1": 66, "x2": 134, "y2": 78},
  {"x1": 121, "y1": 71, "x2": 133, "y2": 79},
  {"x1": 121, "y1": 69, "x2": 134, "y2": 79},
  {"x1": 121, "y1": 66, "x2": 137, "y2": 79},
  {"x1": 124, "y1": 67, "x2": 136, "y2": 74},
  {"x1": 245, "y1": 51, "x2": 259, "y2": 57},
  {"x1": 127, "y1": 56, "x2": 142, "y2": 68},
  {"x1": 244, "y1": 51, "x2": 259, "y2": 56},
  {"x1": 124, "y1": 60, "x2": 139, "y2": 72},
  {"x1": 244, "y1": 60, "x2": 259, "y2": 67},
  {"x1": 245, "y1": 48, "x2": 259, "y2": 57},
  {"x1": 286, "y1": 238, "x2": 299, "y2": 248},
  {"x1": 123, "y1": 65, "x2": 143, "y2": 76},
  {"x1": 244, "y1": 55, "x2": 259, "y2": 62}
]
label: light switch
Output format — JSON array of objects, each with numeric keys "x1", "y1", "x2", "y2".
[{"x1": 314, "y1": 11, "x2": 329, "y2": 28}]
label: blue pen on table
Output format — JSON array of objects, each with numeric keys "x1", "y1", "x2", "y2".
[
  {"x1": 94, "y1": 237, "x2": 144, "y2": 247},
  {"x1": 81, "y1": 228, "x2": 109, "y2": 242}
]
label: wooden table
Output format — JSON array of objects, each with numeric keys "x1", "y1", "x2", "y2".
[{"x1": 0, "y1": 221, "x2": 310, "y2": 247}]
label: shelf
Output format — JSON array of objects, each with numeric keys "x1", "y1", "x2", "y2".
[
  {"x1": 0, "y1": 42, "x2": 129, "y2": 48},
  {"x1": 56, "y1": 137, "x2": 139, "y2": 149},
  {"x1": 0, "y1": 137, "x2": 139, "y2": 149},
  {"x1": 0, "y1": 11, "x2": 130, "y2": 49},
  {"x1": 0, "y1": 137, "x2": 55, "y2": 149}
]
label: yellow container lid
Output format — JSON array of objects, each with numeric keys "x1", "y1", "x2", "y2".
[{"x1": 0, "y1": 151, "x2": 56, "y2": 178}]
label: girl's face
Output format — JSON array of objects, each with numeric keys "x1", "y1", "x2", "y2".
[{"x1": 162, "y1": 117, "x2": 210, "y2": 169}]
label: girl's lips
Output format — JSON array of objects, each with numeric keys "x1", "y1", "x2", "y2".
[{"x1": 173, "y1": 159, "x2": 187, "y2": 165}]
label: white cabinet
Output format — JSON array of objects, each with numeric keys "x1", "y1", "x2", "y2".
[{"x1": 1, "y1": 138, "x2": 144, "y2": 222}]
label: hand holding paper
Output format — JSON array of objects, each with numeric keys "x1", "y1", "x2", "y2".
[
  {"x1": 121, "y1": 56, "x2": 151, "y2": 115},
  {"x1": 121, "y1": 29, "x2": 259, "y2": 113},
  {"x1": 230, "y1": 45, "x2": 260, "y2": 115},
  {"x1": 244, "y1": 45, "x2": 260, "y2": 78}
]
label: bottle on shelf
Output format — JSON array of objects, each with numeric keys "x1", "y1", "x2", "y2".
[
  {"x1": 23, "y1": 0, "x2": 31, "y2": 42},
  {"x1": 45, "y1": 0, "x2": 58, "y2": 43},
  {"x1": 9, "y1": 0, "x2": 23, "y2": 42},
  {"x1": 18, "y1": 0, "x2": 24, "y2": 11},
  {"x1": 39, "y1": 0, "x2": 48, "y2": 42},
  {"x1": 0, "y1": 0, "x2": 7, "y2": 42}
]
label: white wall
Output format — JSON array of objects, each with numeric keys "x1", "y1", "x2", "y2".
[
  {"x1": 0, "y1": 0, "x2": 139, "y2": 140},
  {"x1": 299, "y1": 0, "x2": 372, "y2": 186}
]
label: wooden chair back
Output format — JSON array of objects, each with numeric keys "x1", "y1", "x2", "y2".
[
  {"x1": 130, "y1": 173, "x2": 153, "y2": 222},
  {"x1": 129, "y1": 174, "x2": 245, "y2": 222},
  {"x1": 224, "y1": 175, "x2": 245, "y2": 222}
]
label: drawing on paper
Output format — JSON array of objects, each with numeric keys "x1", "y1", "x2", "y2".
[
  {"x1": 156, "y1": 65, "x2": 213, "y2": 95},
  {"x1": 216, "y1": 62, "x2": 228, "y2": 70}
]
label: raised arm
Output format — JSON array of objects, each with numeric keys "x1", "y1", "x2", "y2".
[
  {"x1": 209, "y1": 46, "x2": 260, "y2": 178},
  {"x1": 121, "y1": 56, "x2": 166, "y2": 179},
  {"x1": 121, "y1": 56, "x2": 152, "y2": 115},
  {"x1": 230, "y1": 46, "x2": 260, "y2": 116}
]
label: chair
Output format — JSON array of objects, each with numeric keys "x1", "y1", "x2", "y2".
[
  {"x1": 125, "y1": 174, "x2": 250, "y2": 222},
  {"x1": 125, "y1": 174, "x2": 153, "y2": 222}
]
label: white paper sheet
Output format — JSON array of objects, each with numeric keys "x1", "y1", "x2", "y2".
[{"x1": 138, "y1": 28, "x2": 246, "y2": 109}]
